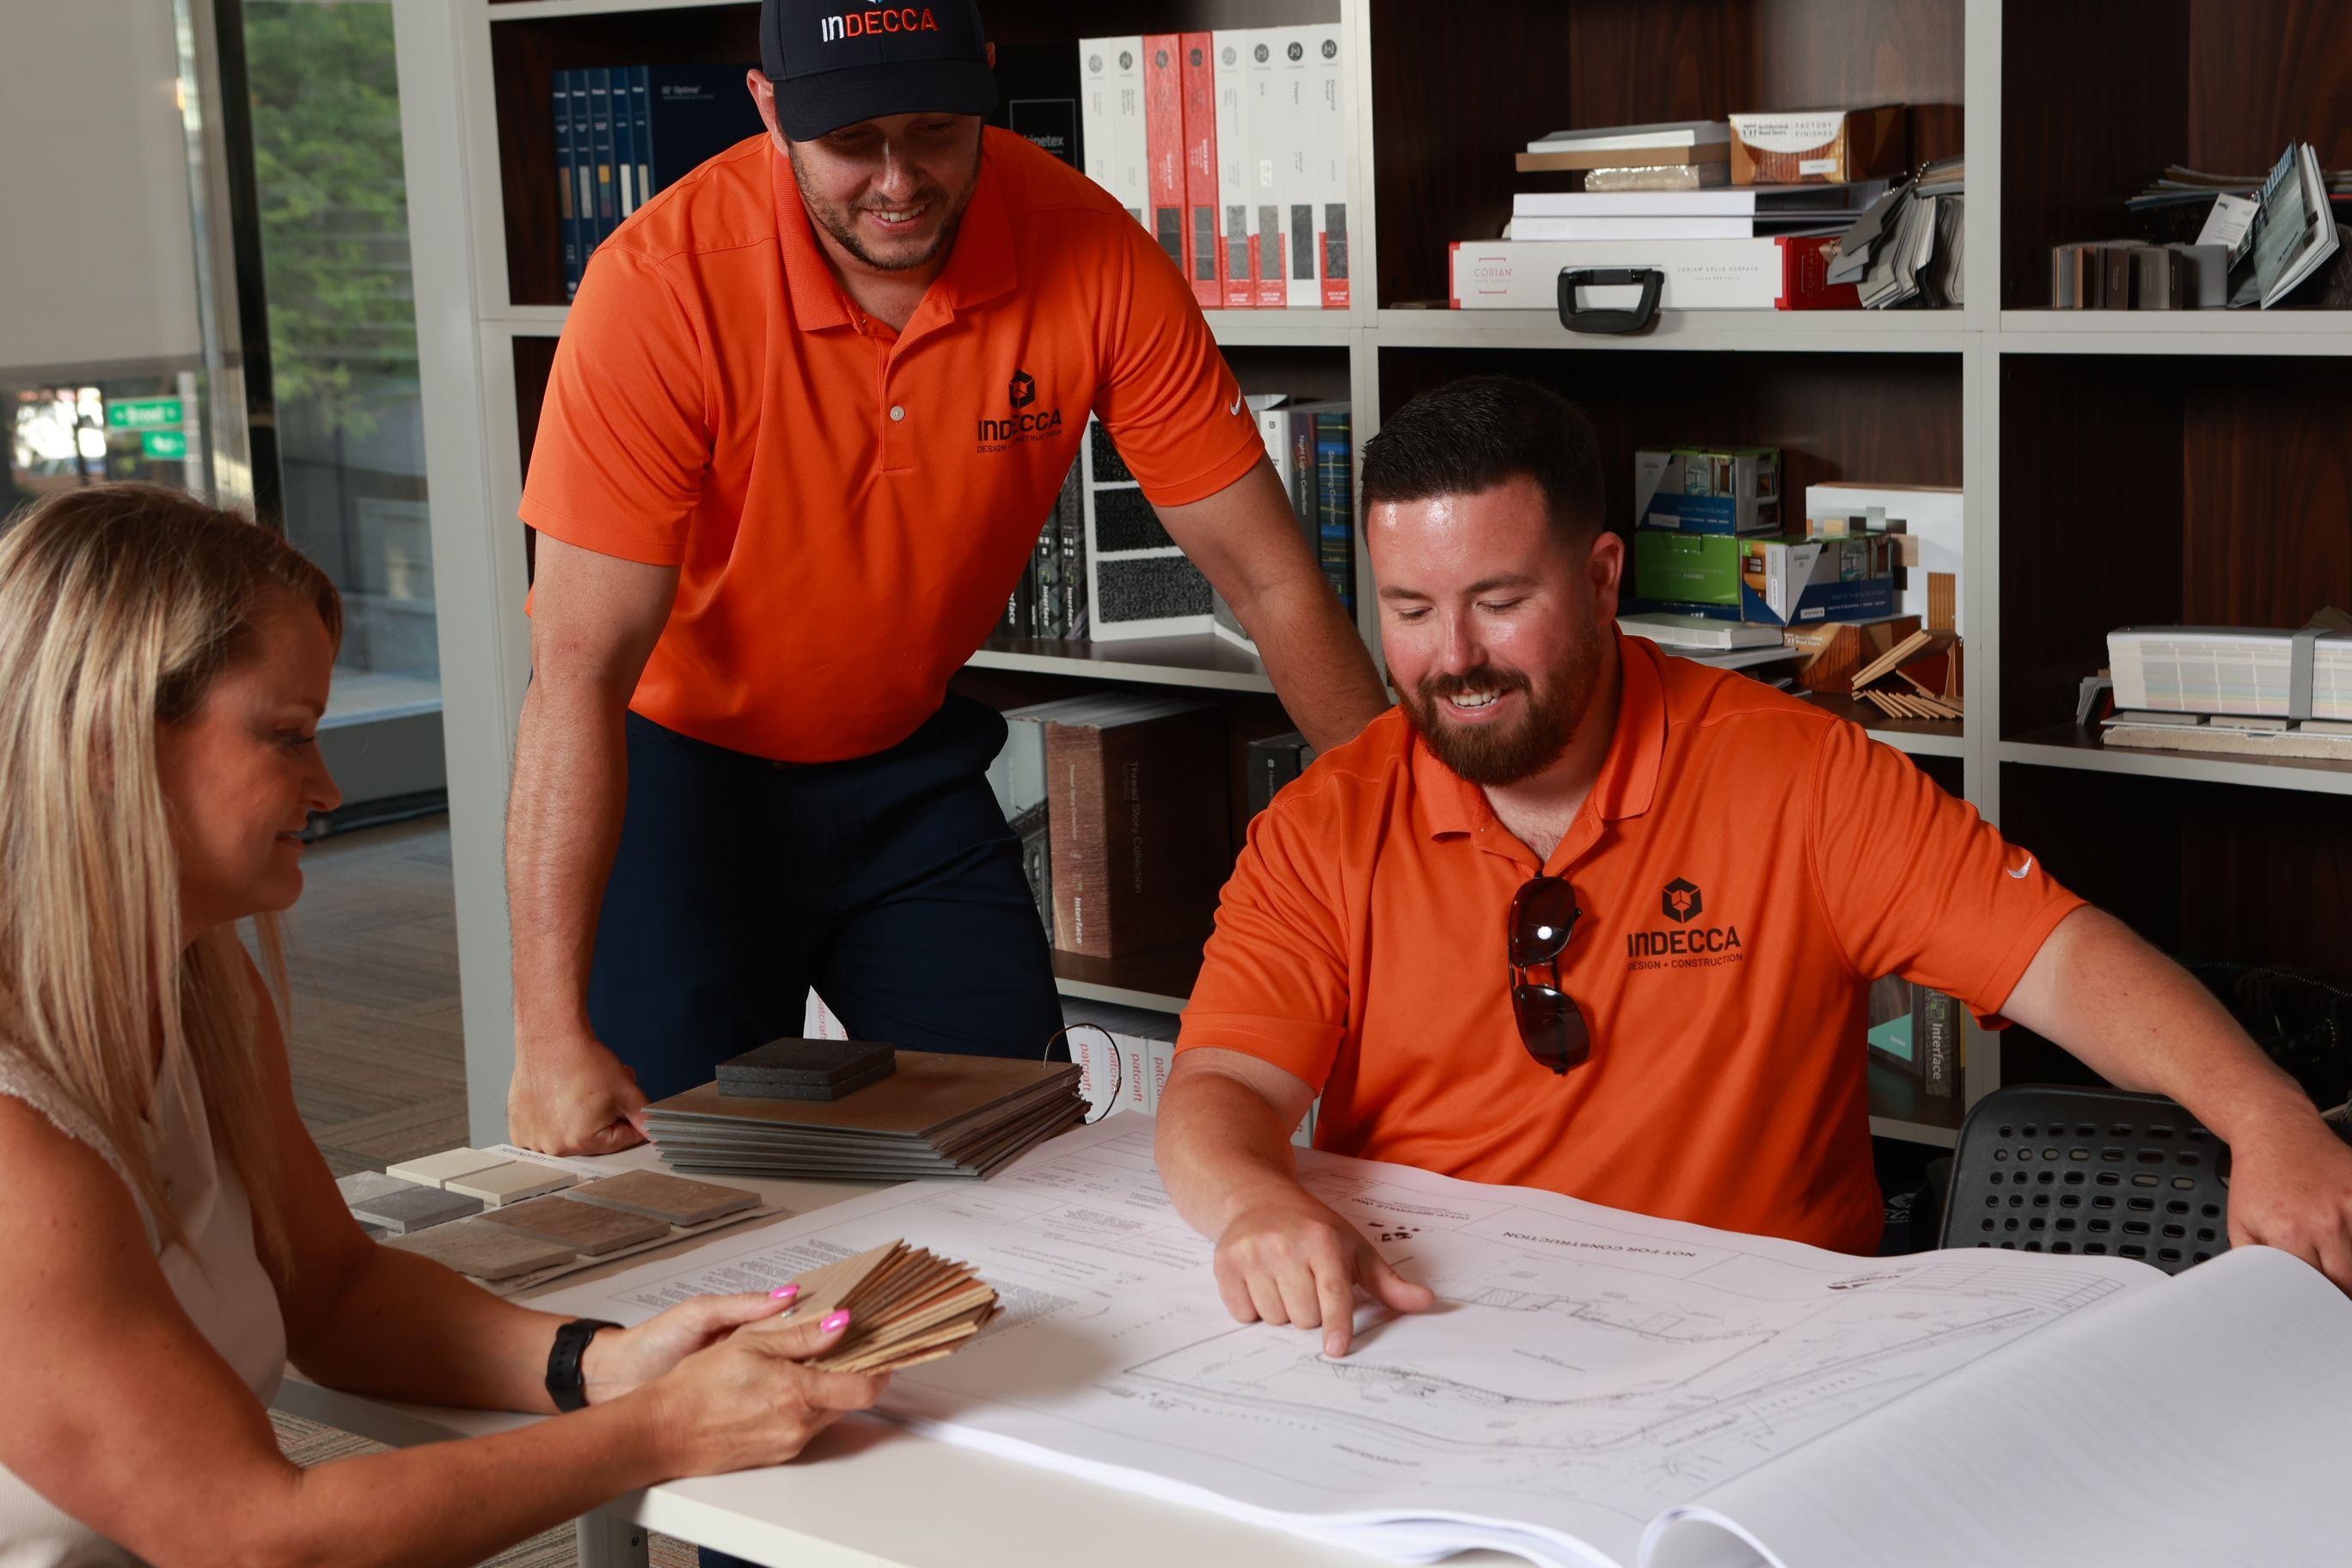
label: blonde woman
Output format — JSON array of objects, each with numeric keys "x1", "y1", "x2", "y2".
[{"x1": 0, "y1": 483, "x2": 879, "y2": 1568}]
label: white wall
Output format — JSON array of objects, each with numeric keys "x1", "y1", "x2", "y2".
[{"x1": 0, "y1": 1, "x2": 203, "y2": 377}]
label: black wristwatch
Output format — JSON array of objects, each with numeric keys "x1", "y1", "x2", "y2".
[{"x1": 546, "y1": 1318, "x2": 620, "y2": 1412}]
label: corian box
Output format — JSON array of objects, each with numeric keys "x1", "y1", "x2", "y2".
[{"x1": 1806, "y1": 481, "x2": 1962, "y2": 628}]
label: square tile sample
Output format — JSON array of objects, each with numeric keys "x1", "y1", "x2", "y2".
[
  {"x1": 442, "y1": 1161, "x2": 575, "y2": 1208},
  {"x1": 480, "y1": 1196, "x2": 672, "y2": 1255},
  {"x1": 387, "y1": 1219, "x2": 574, "y2": 1281},
  {"x1": 384, "y1": 1148, "x2": 511, "y2": 1189},
  {"x1": 346, "y1": 1183, "x2": 483, "y2": 1234},
  {"x1": 570, "y1": 1169, "x2": 759, "y2": 1226},
  {"x1": 335, "y1": 1170, "x2": 416, "y2": 1207}
]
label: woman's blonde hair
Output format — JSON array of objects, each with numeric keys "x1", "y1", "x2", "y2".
[{"x1": 0, "y1": 482, "x2": 342, "y2": 1266}]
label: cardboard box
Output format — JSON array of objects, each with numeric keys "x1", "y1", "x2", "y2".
[
  {"x1": 1636, "y1": 445, "x2": 1782, "y2": 536},
  {"x1": 1805, "y1": 481, "x2": 1961, "y2": 628},
  {"x1": 1741, "y1": 533, "x2": 1896, "y2": 626},
  {"x1": 1635, "y1": 530, "x2": 1743, "y2": 607},
  {"x1": 1727, "y1": 105, "x2": 1906, "y2": 186},
  {"x1": 1642, "y1": 533, "x2": 1896, "y2": 626}
]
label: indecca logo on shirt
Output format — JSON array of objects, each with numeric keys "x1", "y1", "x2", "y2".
[
  {"x1": 1625, "y1": 877, "x2": 1745, "y2": 971},
  {"x1": 977, "y1": 368, "x2": 1063, "y2": 450},
  {"x1": 818, "y1": 8, "x2": 940, "y2": 43}
]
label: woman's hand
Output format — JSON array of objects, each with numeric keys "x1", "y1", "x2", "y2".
[
  {"x1": 580, "y1": 1286, "x2": 801, "y2": 1404},
  {"x1": 639, "y1": 1308, "x2": 887, "y2": 1477}
]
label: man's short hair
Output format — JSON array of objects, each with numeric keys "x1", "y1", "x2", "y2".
[{"x1": 1358, "y1": 376, "x2": 1605, "y2": 542}]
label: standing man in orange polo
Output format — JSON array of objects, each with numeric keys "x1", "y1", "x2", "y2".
[
  {"x1": 507, "y1": 0, "x2": 1387, "y2": 1157},
  {"x1": 1157, "y1": 376, "x2": 2352, "y2": 1354}
]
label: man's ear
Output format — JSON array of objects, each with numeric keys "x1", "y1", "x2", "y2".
[
  {"x1": 986, "y1": 41, "x2": 996, "y2": 68},
  {"x1": 1587, "y1": 530, "x2": 1626, "y2": 617},
  {"x1": 746, "y1": 68, "x2": 788, "y2": 150}
]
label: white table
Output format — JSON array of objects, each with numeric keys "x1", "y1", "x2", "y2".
[{"x1": 275, "y1": 1146, "x2": 1470, "y2": 1568}]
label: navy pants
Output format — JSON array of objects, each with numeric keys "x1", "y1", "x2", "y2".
[
  {"x1": 587, "y1": 699, "x2": 1063, "y2": 1568},
  {"x1": 587, "y1": 695, "x2": 1065, "y2": 1104}
]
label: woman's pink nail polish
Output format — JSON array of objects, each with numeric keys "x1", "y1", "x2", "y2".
[
  {"x1": 822, "y1": 1309, "x2": 851, "y2": 1333},
  {"x1": 770, "y1": 1284, "x2": 800, "y2": 1301}
]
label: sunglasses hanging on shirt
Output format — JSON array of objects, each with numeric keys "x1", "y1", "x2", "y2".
[{"x1": 1508, "y1": 875, "x2": 1592, "y2": 1075}]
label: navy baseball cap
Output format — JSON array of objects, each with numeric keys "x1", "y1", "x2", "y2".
[{"x1": 760, "y1": 0, "x2": 998, "y2": 140}]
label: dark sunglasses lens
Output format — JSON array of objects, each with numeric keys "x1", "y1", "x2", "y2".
[
  {"x1": 1512, "y1": 983, "x2": 1591, "y2": 1073},
  {"x1": 1509, "y1": 877, "x2": 1579, "y2": 965}
]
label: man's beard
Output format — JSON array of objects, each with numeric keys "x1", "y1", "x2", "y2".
[
  {"x1": 1398, "y1": 634, "x2": 1605, "y2": 787},
  {"x1": 788, "y1": 143, "x2": 980, "y2": 273}
]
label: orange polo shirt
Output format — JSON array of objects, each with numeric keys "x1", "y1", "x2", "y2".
[
  {"x1": 521, "y1": 129, "x2": 1265, "y2": 762},
  {"x1": 1179, "y1": 635, "x2": 2086, "y2": 1254}
]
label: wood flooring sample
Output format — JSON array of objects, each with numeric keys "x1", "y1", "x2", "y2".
[
  {"x1": 481, "y1": 1196, "x2": 671, "y2": 1255},
  {"x1": 387, "y1": 1219, "x2": 574, "y2": 1281},
  {"x1": 569, "y1": 1170, "x2": 758, "y2": 1225}
]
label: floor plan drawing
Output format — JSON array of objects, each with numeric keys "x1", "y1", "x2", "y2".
[{"x1": 542, "y1": 1115, "x2": 2160, "y2": 1568}]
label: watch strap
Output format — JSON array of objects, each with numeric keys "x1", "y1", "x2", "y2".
[{"x1": 546, "y1": 1317, "x2": 619, "y2": 1413}]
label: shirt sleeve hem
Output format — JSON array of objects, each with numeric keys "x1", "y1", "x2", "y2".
[
  {"x1": 1174, "y1": 1018, "x2": 1340, "y2": 1092},
  {"x1": 1136, "y1": 437, "x2": 1267, "y2": 511},
  {"x1": 1967, "y1": 891, "x2": 2090, "y2": 1029},
  {"x1": 518, "y1": 493, "x2": 689, "y2": 569}
]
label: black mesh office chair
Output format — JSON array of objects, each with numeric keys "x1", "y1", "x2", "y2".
[{"x1": 1939, "y1": 1085, "x2": 2230, "y2": 1274}]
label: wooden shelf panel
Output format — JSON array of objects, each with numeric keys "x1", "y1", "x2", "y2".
[
  {"x1": 1998, "y1": 352, "x2": 2352, "y2": 735},
  {"x1": 1998, "y1": 757, "x2": 2352, "y2": 979},
  {"x1": 1051, "y1": 947, "x2": 1197, "y2": 1014},
  {"x1": 1998, "y1": 0, "x2": 2352, "y2": 307},
  {"x1": 1368, "y1": 0, "x2": 1963, "y2": 312},
  {"x1": 969, "y1": 634, "x2": 1276, "y2": 695},
  {"x1": 2002, "y1": 726, "x2": 2352, "y2": 797},
  {"x1": 1376, "y1": 309, "x2": 1966, "y2": 355}
]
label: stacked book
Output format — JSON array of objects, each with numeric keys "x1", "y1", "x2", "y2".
[
  {"x1": 988, "y1": 690, "x2": 1230, "y2": 959},
  {"x1": 1077, "y1": 27, "x2": 1350, "y2": 309},
  {"x1": 1456, "y1": 118, "x2": 1895, "y2": 310},
  {"x1": 997, "y1": 402, "x2": 1352, "y2": 647},
  {"x1": 550, "y1": 66, "x2": 763, "y2": 297},
  {"x1": 1516, "y1": 118, "x2": 1732, "y2": 187},
  {"x1": 645, "y1": 1050, "x2": 1086, "y2": 1180}
]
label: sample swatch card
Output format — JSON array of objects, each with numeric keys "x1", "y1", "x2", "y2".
[
  {"x1": 571, "y1": 1170, "x2": 760, "y2": 1226},
  {"x1": 481, "y1": 1196, "x2": 672, "y2": 1256},
  {"x1": 346, "y1": 1184, "x2": 483, "y2": 1234},
  {"x1": 444, "y1": 1161, "x2": 576, "y2": 1208},
  {"x1": 388, "y1": 1219, "x2": 576, "y2": 1282},
  {"x1": 386, "y1": 1148, "x2": 511, "y2": 1189}
]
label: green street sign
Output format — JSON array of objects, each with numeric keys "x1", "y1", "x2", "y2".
[
  {"x1": 142, "y1": 430, "x2": 190, "y2": 460},
  {"x1": 108, "y1": 396, "x2": 183, "y2": 430}
]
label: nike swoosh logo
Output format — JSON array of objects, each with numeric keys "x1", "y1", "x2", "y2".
[
  {"x1": 1228, "y1": 394, "x2": 1245, "y2": 415},
  {"x1": 2007, "y1": 857, "x2": 2034, "y2": 879}
]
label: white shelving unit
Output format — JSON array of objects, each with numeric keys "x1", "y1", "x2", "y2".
[{"x1": 395, "y1": 0, "x2": 2350, "y2": 1149}]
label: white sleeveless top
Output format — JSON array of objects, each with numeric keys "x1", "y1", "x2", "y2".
[{"x1": 0, "y1": 1045, "x2": 286, "y2": 1567}]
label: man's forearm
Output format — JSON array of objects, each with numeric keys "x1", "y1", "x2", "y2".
[
  {"x1": 505, "y1": 677, "x2": 631, "y2": 1039},
  {"x1": 1241, "y1": 573, "x2": 1392, "y2": 753},
  {"x1": 1155, "y1": 1065, "x2": 1312, "y2": 1242},
  {"x1": 1158, "y1": 462, "x2": 1389, "y2": 752},
  {"x1": 2005, "y1": 907, "x2": 2312, "y2": 1143}
]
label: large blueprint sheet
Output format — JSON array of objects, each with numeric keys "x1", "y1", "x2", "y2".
[{"x1": 539, "y1": 1116, "x2": 2156, "y2": 1568}]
